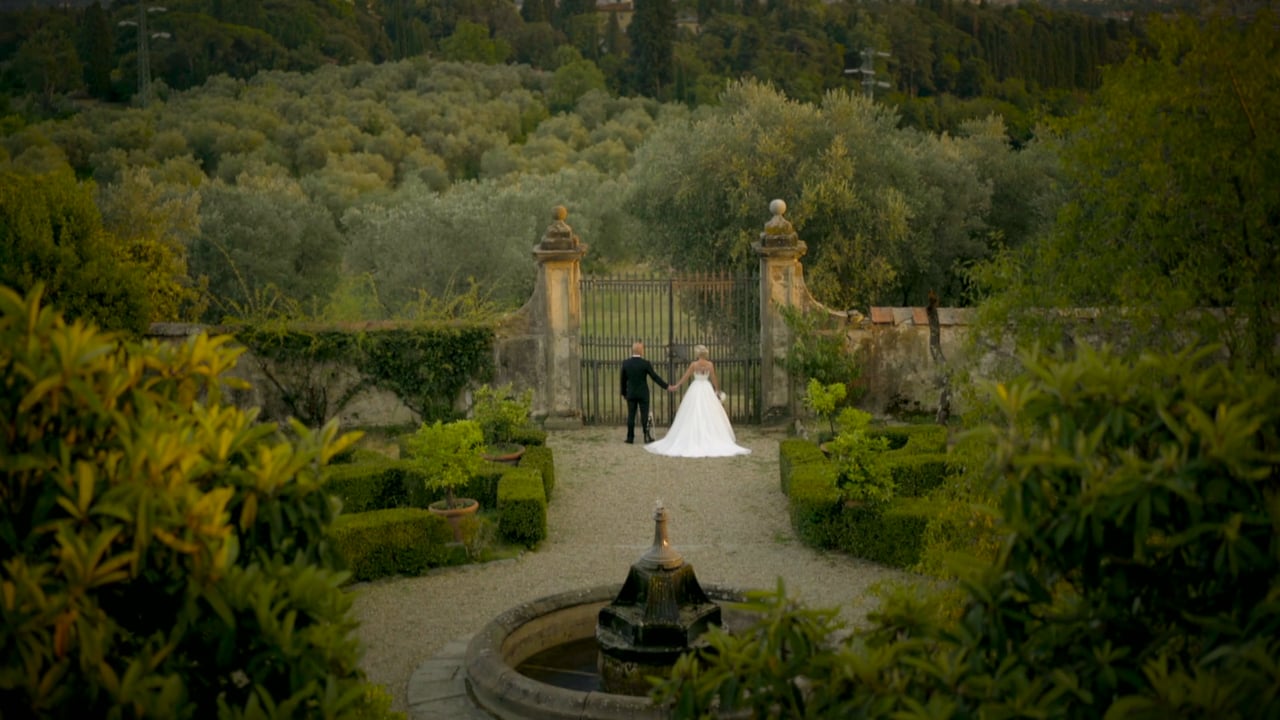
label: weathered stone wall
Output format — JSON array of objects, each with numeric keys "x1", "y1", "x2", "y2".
[
  {"x1": 148, "y1": 306, "x2": 980, "y2": 427},
  {"x1": 847, "y1": 307, "x2": 975, "y2": 417},
  {"x1": 146, "y1": 323, "x2": 421, "y2": 429},
  {"x1": 148, "y1": 202, "x2": 987, "y2": 428}
]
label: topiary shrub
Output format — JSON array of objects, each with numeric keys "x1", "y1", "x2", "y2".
[
  {"x1": 868, "y1": 423, "x2": 948, "y2": 454},
  {"x1": 0, "y1": 285, "x2": 378, "y2": 718},
  {"x1": 829, "y1": 497, "x2": 940, "y2": 569},
  {"x1": 779, "y1": 438, "x2": 827, "y2": 496},
  {"x1": 329, "y1": 509, "x2": 469, "y2": 581},
  {"x1": 885, "y1": 453, "x2": 953, "y2": 498},
  {"x1": 325, "y1": 458, "x2": 407, "y2": 513},
  {"x1": 521, "y1": 445, "x2": 556, "y2": 500},
  {"x1": 785, "y1": 461, "x2": 843, "y2": 549},
  {"x1": 506, "y1": 423, "x2": 548, "y2": 448},
  {"x1": 496, "y1": 467, "x2": 547, "y2": 547}
]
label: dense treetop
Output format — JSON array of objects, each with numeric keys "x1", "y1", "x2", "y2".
[{"x1": 2, "y1": 0, "x2": 1139, "y2": 138}]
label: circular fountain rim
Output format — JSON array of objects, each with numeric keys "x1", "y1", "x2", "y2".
[{"x1": 465, "y1": 582, "x2": 751, "y2": 720}]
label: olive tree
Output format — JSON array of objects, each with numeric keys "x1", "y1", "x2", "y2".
[
  {"x1": 342, "y1": 166, "x2": 635, "y2": 316},
  {"x1": 627, "y1": 80, "x2": 1025, "y2": 310},
  {"x1": 192, "y1": 175, "x2": 344, "y2": 320},
  {"x1": 971, "y1": 11, "x2": 1280, "y2": 372}
]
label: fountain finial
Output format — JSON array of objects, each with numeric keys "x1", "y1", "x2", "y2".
[
  {"x1": 597, "y1": 504, "x2": 722, "y2": 695},
  {"x1": 640, "y1": 501, "x2": 684, "y2": 570}
]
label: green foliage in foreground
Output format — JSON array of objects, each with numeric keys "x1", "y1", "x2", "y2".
[
  {"x1": 0, "y1": 285, "x2": 388, "y2": 718},
  {"x1": 658, "y1": 346, "x2": 1280, "y2": 717}
]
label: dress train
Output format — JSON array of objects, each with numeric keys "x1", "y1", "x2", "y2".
[{"x1": 644, "y1": 373, "x2": 751, "y2": 458}]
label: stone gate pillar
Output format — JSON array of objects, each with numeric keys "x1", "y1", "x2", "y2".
[
  {"x1": 531, "y1": 206, "x2": 588, "y2": 428},
  {"x1": 753, "y1": 200, "x2": 808, "y2": 422}
]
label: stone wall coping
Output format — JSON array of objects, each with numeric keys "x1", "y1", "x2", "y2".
[{"x1": 867, "y1": 307, "x2": 976, "y2": 326}]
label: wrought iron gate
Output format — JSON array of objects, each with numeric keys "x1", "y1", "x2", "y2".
[{"x1": 579, "y1": 271, "x2": 761, "y2": 425}]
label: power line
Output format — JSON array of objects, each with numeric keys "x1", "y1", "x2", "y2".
[
  {"x1": 118, "y1": 3, "x2": 169, "y2": 107},
  {"x1": 843, "y1": 46, "x2": 891, "y2": 99}
]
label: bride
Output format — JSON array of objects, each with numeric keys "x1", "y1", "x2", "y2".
[{"x1": 645, "y1": 345, "x2": 751, "y2": 458}]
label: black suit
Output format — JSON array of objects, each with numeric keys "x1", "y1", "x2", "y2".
[{"x1": 620, "y1": 355, "x2": 668, "y2": 443}]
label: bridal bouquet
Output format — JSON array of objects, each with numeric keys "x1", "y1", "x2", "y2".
[{"x1": 717, "y1": 390, "x2": 727, "y2": 403}]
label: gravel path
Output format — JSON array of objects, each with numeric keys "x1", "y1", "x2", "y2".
[{"x1": 348, "y1": 425, "x2": 918, "y2": 713}]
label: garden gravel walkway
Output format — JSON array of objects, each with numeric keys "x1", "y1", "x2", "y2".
[{"x1": 348, "y1": 425, "x2": 920, "y2": 716}]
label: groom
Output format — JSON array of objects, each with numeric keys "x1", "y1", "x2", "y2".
[{"x1": 620, "y1": 341, "x2": 670, "y2": 444}]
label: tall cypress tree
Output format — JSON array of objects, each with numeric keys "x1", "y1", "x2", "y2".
[
  {"x1": 521, "y1": 0, "x2": 548, "y2": 24},
  {"x1": 77, "y1": 2, "x2": 114, "y2": 99},
  {"x1": 604, "y1": 9, "x2": 626, "y2": 56},
  {"x1": 554, "y1": 0, "x2": 595, "y2": 31},
  {"x1": 627, "y1": 0, "x2": 675, "y2": 98}
]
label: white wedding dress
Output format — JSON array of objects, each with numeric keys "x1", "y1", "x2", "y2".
[{"x1": 644, "y1": 372, "x2": 751, "y2": 458}]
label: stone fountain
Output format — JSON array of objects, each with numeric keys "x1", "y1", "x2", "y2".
[
  {"x1": 596, "y1": 502, "x2": 721, "y2": 695},
  {"x1": 465, "y1": 503, "x2": 753, "y2": 720}
]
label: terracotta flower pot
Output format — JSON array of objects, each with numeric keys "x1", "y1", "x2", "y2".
[
  {"x1": 482, "y1": 442, "x2": 526, "y2": 466},
  {"x1": 429, "y1": 497, "x2": 480, "y2": 543}
]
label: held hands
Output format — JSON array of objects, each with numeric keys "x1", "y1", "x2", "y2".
[{"x1": 667, "y1": 384, "x2": 676, "y2": 392}]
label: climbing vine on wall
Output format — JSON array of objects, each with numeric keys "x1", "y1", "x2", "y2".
[{"x1": 235, "y1": 322, "x2": 495, "y2": 426}]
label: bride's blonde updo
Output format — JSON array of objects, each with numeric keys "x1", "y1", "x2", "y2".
[{"x1": 694, "y1": 345, "x2": 709, "y2": 360}]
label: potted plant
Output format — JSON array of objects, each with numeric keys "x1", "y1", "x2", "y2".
[
  {"x1": 403, "y1": 419, "x2": 486, "y2": 540},
  {"x1": 804, "y1": 378, "x2": 847, "y2": 445},
  {"x1": 471, "y1": 382, "x2": 534, "y2": 465},
  {"x1": 825, "y1": 407, "x2": 894, "y2": 507}
]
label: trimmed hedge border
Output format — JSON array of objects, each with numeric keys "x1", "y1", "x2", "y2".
[
  {"x1": 779, "y1": 427, "x2": 955, "y2": 570},
  {"x1": 324, "y1": 431, "x2": 556, "y2": 581},
  {"x1": 497, "y1": 466, "x2": 548, "y2": 547},
  {"x1": 779, "y1": 438, "x2": 827, "y2": 496},
  {"x1": 522, "y1": 445, "x2": 556, "y2": 500},
  {"x1": 330, "y1": 508, "x2": 470, "y2": 581},
  {"x1": 869, "y1": 424, "x2": 948, "y2": 454}
]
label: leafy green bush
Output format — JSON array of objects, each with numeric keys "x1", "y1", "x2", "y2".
[
  {"x1": 914, "y1": 431, "x2": 1004, "y2": 579},
  {"x1": 329, "y1": 509, "x2": 469, "y2": 581},
  {"x1": 402, "y1": 419, "x2": 486, "y2": 510},
  {"x1": 470, "y1": 382, "x2": 534, "y2": 445},
  {"x1": 496, "y1": 467, "x2": 548, "y2": 547},
  {"x1": 826, "y1": 408, "x2": 894, "y2": 504},
  {"x1": 0, "y1": 284, "x2": 374, "y2": 717},
  {"x1": 803, "y1": 378, "x2": 846, "y2": 438},
  {"x1": 778, "y1": 305, "x2": 863, "y2": 398},
  {"x1": 0, "y1": 169, "x2": 152, "y2": 334},
  {"x1": 656, "y1": 346, "x2": 1280, "y2": 717}
]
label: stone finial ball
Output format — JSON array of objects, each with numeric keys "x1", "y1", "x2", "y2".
[
  {"x1": 770, "y1": 199, "x2": 787, "y2": 216},
  {"x1": 552, "y1": 205, "x2": 568, "y2": 221}
]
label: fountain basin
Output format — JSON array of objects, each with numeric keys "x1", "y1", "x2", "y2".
[{"x1": 466, "y1": 583, "x2": 755, "y2": 720}]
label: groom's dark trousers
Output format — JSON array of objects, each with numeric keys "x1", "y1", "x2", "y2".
[{"x1": 620, "y1": 355, "x2": 668, "y2": 443}]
